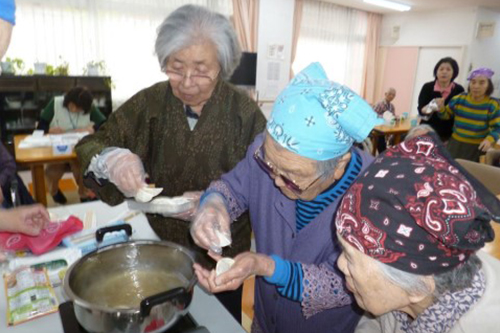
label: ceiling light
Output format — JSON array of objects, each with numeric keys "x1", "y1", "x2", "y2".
[{"x1": 363, "y1": 0, "x2": 411, "y2": 12}]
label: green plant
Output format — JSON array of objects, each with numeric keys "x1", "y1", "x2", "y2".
[
  {"x1": 104, "y1": 77, "x2": 116, "y2": 90},
  {"x1": 5, "y1": 57, "x2": 25, "y2": 74},
  {"x1": 44, "y1": 56, "x2": 69, "y2": 76}
]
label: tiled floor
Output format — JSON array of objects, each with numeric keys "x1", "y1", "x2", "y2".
[{"x1": 19, "y1": 170, "x2": 256, "y2": 332}]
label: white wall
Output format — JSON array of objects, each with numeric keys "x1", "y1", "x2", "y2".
[
  {"x1": 380, "y1": 6, "x2": 500, "y2": 98},
  {"x1": 469, "y1": 7, "x2": 500, "y2": 97},
  {"x1": 380, "y1": 8, "x2": 476, "y2": 47},
  {"x1": 255, "y1": 0, "x2": 295, "y2": 105}
]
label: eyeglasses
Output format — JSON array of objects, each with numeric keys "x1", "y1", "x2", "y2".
[
  {"x1": 253, "y1": 145, "x2": 323, "y2": 195},
  {"x1": 164, "y1": 68, "x2": 219, "y2": 86}
]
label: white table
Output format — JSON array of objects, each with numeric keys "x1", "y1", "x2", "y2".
[{"x1": 1, "y1": 201, "x2": 246, "y2": 333}]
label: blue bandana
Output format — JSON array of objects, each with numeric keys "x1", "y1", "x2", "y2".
[{"x1": 267, "y1": 62, "x2": 383, "y2": 161}]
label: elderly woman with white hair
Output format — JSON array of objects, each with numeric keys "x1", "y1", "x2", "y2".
[
  {"x1": 75, "y1": 4, "x2": 266, "y2": 321},
  {"x1": 190, "y1": 62, "x2": 383, "y2": 333},
  {"x1": 335, "y1": 132, "x2": 500, "y2": 333}
]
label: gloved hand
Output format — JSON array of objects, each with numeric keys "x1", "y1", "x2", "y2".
[
  {"x1": 103, "y1": 148, "x2": 147, "y2": 197},
  {"x1": 190, "y1": 193, "x2": 231, "y2": 255},
  {"x1": 171, "y1": 191, "x2": 203, "y2": 221}
]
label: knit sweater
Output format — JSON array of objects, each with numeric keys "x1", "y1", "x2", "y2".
[{"x1": 438, "y1": 93, "x2": 500, "y2": 144}]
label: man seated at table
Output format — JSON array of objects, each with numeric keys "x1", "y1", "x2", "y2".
[
  {"x1": 373, "y1": 87, "x2": 397, "y2": 154},
  {"x1": 37, "y1": 87, "x2": 106, "y2": 204}
]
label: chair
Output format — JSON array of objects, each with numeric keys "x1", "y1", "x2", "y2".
[{"x1": 456, "y1": 159, "x2": 500, "y2": 195}]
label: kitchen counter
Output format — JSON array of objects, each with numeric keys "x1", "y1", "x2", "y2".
[{"x1": 0, "y1": 200, "x2": 246, "y2": 333}]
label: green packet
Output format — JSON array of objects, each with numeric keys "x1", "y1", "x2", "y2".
[{"x1": 3, "y1": 266, "x2": 59, "y2": 326}]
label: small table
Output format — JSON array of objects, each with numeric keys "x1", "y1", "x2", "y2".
[
  {"x1": 0, "y1": 201, "x2": 246, "y2": 333},
  {"x1": 14, "y1": 134, "x2": 78, "y2": 206},
  {"x1": 371, "y1": 121, "x2": 412, "y2": 155}
]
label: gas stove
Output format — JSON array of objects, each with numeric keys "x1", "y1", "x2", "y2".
[{"x1": 59, "y1": 301, "x2": 209, "y2": 333}]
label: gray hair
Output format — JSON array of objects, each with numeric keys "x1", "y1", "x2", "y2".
[
  {"x1": 316, "y1": 155, "x2": 343, "y2": 179},
  {"x1": 405, "y1": 124, "x2": 435, "y2": 141},
  {"x1": 155, "y1": 4, "x2": 242, "y2": 79},
  {"x1": 377, "y1": 254, "x2": 481, "y2": 298}
]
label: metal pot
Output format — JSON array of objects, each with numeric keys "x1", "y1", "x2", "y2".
[{"x1": 63, "y1": 225, "x2": 197, "y2": 333}]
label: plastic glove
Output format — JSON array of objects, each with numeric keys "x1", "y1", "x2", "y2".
[
  {"x1": 190, "y1": 193, "x2": 231, "y2": 255},
  {"x1": 103, "y1": 148, "x2": 147, "y2": 197},
  {"x1": 170, "y1": 191, "x2": 203, "y2": 221},
  {"x1": 193, "y1": 251, "x2": 275, "y2": 293}
]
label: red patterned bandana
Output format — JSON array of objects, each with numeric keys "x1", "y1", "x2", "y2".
[{"x1": 335, "y1": 133, "x2": 500, "y2": 275}]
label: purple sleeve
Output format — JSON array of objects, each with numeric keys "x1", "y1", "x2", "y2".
[
  {"x1": 0, "y1": 143, "x2": 16, "y2": 186},
  {"x1": 205, "y1": 133, "x2": 265, "y2": 221},
  {"x1": 301, "y1": 263, "x2": 353, "y2": 318}
]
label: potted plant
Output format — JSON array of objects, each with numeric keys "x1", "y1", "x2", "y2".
[
  {"x1": 1, "y1": 57, "x2": 25, "y2": 75},
  {"x1": 84, "y1": 60, "x2": 106, "y2": 76},
  {"x1": 45, "y1": 57, "x2": 70, "y2": 76},
  {"x1": 34, "y1": 61, "x2": 47, "y2": 75}
]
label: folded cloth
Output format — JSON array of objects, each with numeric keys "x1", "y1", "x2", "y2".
[{"x1": 0, "y1": 216, "x2": 83, "y2": 255}]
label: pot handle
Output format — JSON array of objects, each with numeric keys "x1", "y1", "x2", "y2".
[
  {"x1": 140, "y1": 287, "x2": 190, "y2": 318},
  {"x1": 95, "y1": 224, "x2": 133, "y2": 243}
]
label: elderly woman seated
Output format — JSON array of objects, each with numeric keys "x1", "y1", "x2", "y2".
[
  {"x1": 335, "y1": 132, "x2": 500, "y2": 332},
  {"x1": 191, "y1": 62, "x2": 383, "y2": 333}
]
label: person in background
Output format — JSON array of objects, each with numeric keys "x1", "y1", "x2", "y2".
[
  {"x1": 37, "y1": 86, "x2": 106, "y2": 204},
  {"x1": 373, "y1": 87, "x2": 396, "y2": 153},
  {"x1": 190, "y1": 62, "x2": 383, "y2": 333},
  {"x1": 373, "y1": 87, "x2": 396, "y2": 117},
  {"x1": 75, "y1": 5, "x2": 266, "y2": 322},
  {"x1": 335, "y1": 132, "x2": 500, "y2": 333},
  {"x1": 417, "y1": 57, "x2": 465, "y2": 142},
  {"x1": 432, "y1": 68, "x2": 500, "y2": 162}
]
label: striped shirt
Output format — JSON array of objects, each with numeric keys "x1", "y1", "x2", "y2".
[
  {"x1": 264, "y1": 150, "x2": 363, "y2": 302},
  {"x1": 438, "y1": 93, "x2": 500, "y2": 144}
]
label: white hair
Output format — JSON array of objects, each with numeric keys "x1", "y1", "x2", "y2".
[
  {"x1": 376, "y1": 254, "x2": 481, "y2": 298},
  {"x1": 155, "y1": 4, "x2": 241, "y2": 79}
]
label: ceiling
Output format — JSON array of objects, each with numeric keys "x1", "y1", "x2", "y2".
[{"x1": 324, "y1": 0, "x2": 500, "y2": 13}]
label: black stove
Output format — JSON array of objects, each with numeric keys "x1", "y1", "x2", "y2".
[{"x1": 59, "y1": 301, "x2": 209, "y2": 333}]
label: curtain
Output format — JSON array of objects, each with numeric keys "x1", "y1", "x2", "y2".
[
  {"x1": 292, "y1": 0, "x2": 370, "y2": 94},
  {"x1": 290, "y1": 0, "x2": 303, "y2": 78},
  {"x1": 232, "y1": 0, "x2": 259, "y2": 52},
  {"x1": 8, "y1": 0, "x2": 233, "y2": 108},
  {"x1": 360, "y1": 12, "x2": 382, "y2": 104}
]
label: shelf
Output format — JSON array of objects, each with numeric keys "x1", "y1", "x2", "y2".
[
  {"x1": 0, "y1": 76, "x2": 112, "y2": 145},
  {"x1": 2, "y1": 107, "x2": 40, "y2": 111}
]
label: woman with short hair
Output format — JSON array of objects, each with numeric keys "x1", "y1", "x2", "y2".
[
  {"x1": 75, "y1": 5, "x2": 266, "y2": 321},
  {"x1": 417, "y1": 57, "x2": 465, "y2": 141},
  {"x1": 37, "y1": 86, "x2": 106, "y2": 203},
  {"x1": 335, "y1": 132, "x2": 500, "y2": 333}
]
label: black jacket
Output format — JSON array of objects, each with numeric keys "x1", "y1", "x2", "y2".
[{"x1": 417, "y1": 80, "x2": 465, "y2": 141}]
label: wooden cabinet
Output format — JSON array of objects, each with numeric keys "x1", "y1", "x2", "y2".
[{"x1": 0, "y1": 75, "x2": 112, "y2": 152}]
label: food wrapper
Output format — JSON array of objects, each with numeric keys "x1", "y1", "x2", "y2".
[{"x1": 3, "y1": 266, "x2": 59, "y2": 326}]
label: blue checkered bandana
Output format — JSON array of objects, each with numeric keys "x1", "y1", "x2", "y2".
[{"x1": 267, "y1": 62, "x2": 383, "y2": 161}]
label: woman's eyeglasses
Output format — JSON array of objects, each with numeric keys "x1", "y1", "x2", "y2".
[
  {"x1": 253, "y1": 145, "x2": 323, "y2": 195},
  {"x1": 164, "y1": 68, "x2": 219, "y2": 86}
]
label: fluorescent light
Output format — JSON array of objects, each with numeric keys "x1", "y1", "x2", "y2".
[{"x1": 363, "y1": 0, "x2": 411, "y2": 12}]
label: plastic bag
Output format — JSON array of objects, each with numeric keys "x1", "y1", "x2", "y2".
[{"x1": 0, "y1": 216, "x2": 83, "y2": 255}]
